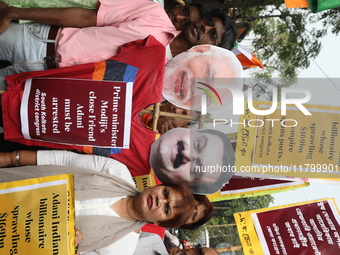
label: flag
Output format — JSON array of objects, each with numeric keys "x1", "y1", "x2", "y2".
[
  {"x1": 284, "y1": 0, "x2": 309, "y2": 8},
  {"x1": 232, "y1": 42, "x2": 265, "y2": 69},
  {"x1": 308, "y1": 0, "x2": 340, "y2": 12}
]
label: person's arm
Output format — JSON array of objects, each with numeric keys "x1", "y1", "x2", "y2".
[
  {"x1": 0, "y1": 0, "x2": 97, "y2": 33},
  {"x1": 0, "y1": 150, "x2": 133, "y2": 183},
  {"x1": 75, "y1": 229, "x2": 82, "y2": 255},
  {"x1": 37, "y1": 150, "x2": 130, "y2": 176},
  {"x1": 0, "y1": 151, "x2": 37, "y2": 167}
]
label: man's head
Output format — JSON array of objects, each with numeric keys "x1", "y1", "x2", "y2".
[
  {"x1": 182, "y1": 12, "x2": 236, "y2": 49},
  {"x1": 149, "y1": 128, "x2": 235, "y2": 194},
  {"x1": 166, "y1": 4, "x2": 208, "y2": 31},
  {"x1": 213, "y1": 12, "x2": 237, "y2": 51},
  {"x1": 168, "y1": 5, "x2": 237, "y2": 57},
  {"x1": 163, "y1": 45, "x2": 243, "y2": 113}
]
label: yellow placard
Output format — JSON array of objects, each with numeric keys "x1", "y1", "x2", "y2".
[
  {"x1": 0, "y1": 174, "x2": 75, "y2": 254},
  {"x1": 133, "y1": 170, "x2": 159, "y2": 191},
  {"x1": 235, "y1": 101, "x2": 340, "y2": 179}
]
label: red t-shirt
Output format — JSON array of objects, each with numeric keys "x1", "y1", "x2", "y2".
[{"x1": 3, "y1": 35, "x2": 164, "y2": 176}]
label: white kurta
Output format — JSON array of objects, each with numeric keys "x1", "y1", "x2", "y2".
[{"x1": 37, "y1": 150, "x2": 140, "y2": 255}]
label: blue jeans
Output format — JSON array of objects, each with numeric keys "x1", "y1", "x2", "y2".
[{"x1": 0, "y1": 22, "x2": 53, "y2": 91}]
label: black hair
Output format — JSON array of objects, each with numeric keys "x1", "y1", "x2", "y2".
[
  {"x1": 213, "y1": 12, "x2": 237, "y2": 51},
  {"x1": 180, "y1": 194, "x2": 214, "y2": 230},
  {"x1": 189, "y1": 3, "x2": 210, "y2": 18}
]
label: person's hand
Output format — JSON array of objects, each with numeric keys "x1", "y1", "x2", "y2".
[
  {"x1": 157, "y1": 117, "x2": 179, "y2": 134},
  {"x1": 0, "y1": 152, "x2": 14, "y2": 167},
  {"x1": 0, "y1": 1, "x2": 12, "y2": 34},
  {"x1": 167, "y1": 247, "x2": 182, "y2": 255},
  {"x1": 75, "y1": 229, "x2": 82, "y2": 246},
  {"x1": 75, "y1": 229, "x2": 82, "y2": 255}
]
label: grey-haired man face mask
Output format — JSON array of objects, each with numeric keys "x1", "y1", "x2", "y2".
[{"x1": 162, "y1": 44, "x2": 244, "y2": 113}]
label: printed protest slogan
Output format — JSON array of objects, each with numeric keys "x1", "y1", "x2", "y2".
[
  {"x1": 235, "y1": 199, "x2": 340, "y2": 255},
  {"x1": 0, "y1": 174, "x2": 75, "y2": 254},
  {"x1": 20, "y1": 78, "x2": 133, "y2": 148},
  {"x1": 235, "y1": 101, "x2": 340, "y2": 179}
]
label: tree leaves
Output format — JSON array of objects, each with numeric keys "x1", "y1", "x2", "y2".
[{"x1": 244, "y1": 3, "x2": 339, "y2": 78}]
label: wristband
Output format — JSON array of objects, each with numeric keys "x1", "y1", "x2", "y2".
[{"x1": 15, "y1": 151, "x2": 20, "y2": 167}]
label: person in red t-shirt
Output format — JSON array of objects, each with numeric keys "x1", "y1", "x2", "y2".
[{"x1": 2, "y1": 38, "x2": 241, "y2": 195}]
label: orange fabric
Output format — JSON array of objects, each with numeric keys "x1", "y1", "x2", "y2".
[
  {"x1": 237, "y1": 27, "x2": 248, "y2": 38},
  {"x1": 285, "y1": 0, "x2": 309, "y2": 8},
  {"x1": 92, "y1": 61, "x2": 106, "y2": 80},
  {"x1": 83, "y1": 146, "x2": 93, "y2": 154},
  {"x1": 140, "y1": 113, "x2": 153, "y2": 130},
  {"x1": 237, "y1": 54, "x2": 265, "y2": 68}
]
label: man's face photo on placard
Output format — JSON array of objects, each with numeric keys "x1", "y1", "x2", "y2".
[
  {"x1": 149, "y1": 128, "x2": 235, "y2": 194},
  {"x1": 162, "y1": 45, "x2": 244, "y2": 113}
]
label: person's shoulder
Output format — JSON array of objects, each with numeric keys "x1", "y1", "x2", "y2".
[
  {"x1": 114, "y1": 35, "x2": 166, "y2": 70},
  {"x1": 151, "y1": 0, "x2": 165, "y2": 8}
]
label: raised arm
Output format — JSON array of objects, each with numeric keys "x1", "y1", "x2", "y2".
[{"x1": 0, "y1": 0, "x2": 97, "y2": 33}]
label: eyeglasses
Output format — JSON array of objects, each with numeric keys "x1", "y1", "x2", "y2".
[
  {"x1": 202, "y1": 16, "x2": 218, "y2": 44},
  {"x1": 194, "y1": 244, "x2": 204, "y2": 255}
]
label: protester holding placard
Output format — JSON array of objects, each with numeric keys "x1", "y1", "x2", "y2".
[
  {"x1": 2, "y1": 36, "x2": 241, "y2": 195},
  {"x1": 0, "y1": 150, "x2": 213, "y2": 255}
]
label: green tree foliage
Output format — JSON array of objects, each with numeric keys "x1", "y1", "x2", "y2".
[
  {"x1": 248, "y1": 6, "x2": 325, "y2": 78},
  {"x1": 181, "y1": 195, "x2": 274, "y2": 250},
  {"x1": 316, "y1": 8, "x2": 340, "y2": 35},
  {"x1": 234, "y1": 2, "x2": 339, "y2": 78},
  {"x1": 192, "y1": 1, "x2": 339, "y2": 78},
  {"x1": 212, "y1": 194, "x2": 274, "y2": 222}
]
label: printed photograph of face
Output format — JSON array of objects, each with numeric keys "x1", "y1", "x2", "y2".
[
  {"x1": 162, "y1": 45, "x2": 244, "y2": 113},
  {"x1": 149, "y1": 128, "x2": 235, "y2": 194}
]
